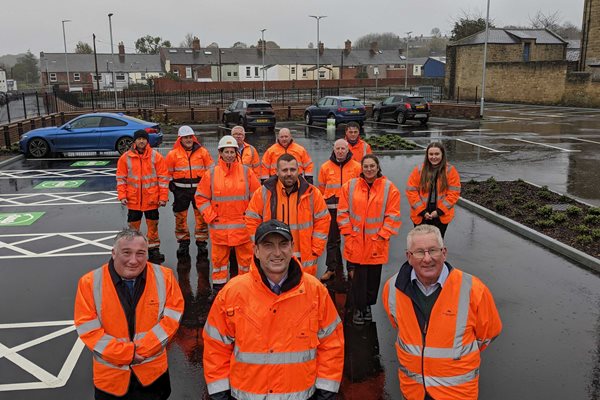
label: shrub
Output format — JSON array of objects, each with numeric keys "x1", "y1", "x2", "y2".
[
  {"x1": 511, "y1": 195, "x2": 524, "y2": 204},
  {"x1": 485, "y1": 177, "x2": 497, "y2": 187},
  {"x1": 566, "y1": 205, "x2": 582, "y2": 216},
  {"x1": 592, "y1": 229, "x2": 600, "y2": 240},
  {"x1": 494, "y1": 201, "x2": 509, "y2": 212},
  {"x1": 573, "y1": 224, "x2": 591, "y2": 234},
  {"x1": 576, "y1": 235, "x2": 593, "y2": 245},
  {"x1": 535, "y1": 219, "x2": 555, "y2": 228},
  {"x1": 468, "y1": 178, "x2": 477, "y2": 184},
  {"x1": 588, "y1": 207, "x2": 600, "y2": 216},
  {"x1": 551, "y1": 212, "x2": 567, "y2": 224},
  {"x1": 536, "y1": 205, "x2": 553, "y2": 217},
  {"x1": 583, "y1": 214, "x2": 600, "y2": 225},
  {"x1": 538, "y1": 189, "x2": 554, "y2": 200},
  {"x1": 523, "y1": 201, "x2": 538, "y2": 210}
]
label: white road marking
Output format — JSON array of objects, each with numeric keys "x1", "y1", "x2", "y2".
[
  {"x1": 455, "y1": 139, "x2": 510, "y2": 153},
  {"x1": 568, "y1": 137, "x2": 600, "y2": 145},
  {"x1": 0, "y1": 168, "x2": 116, "y2": 179},
  {"x1": 512, "y1": 138, "x2": 580, "y2": 152},
  {"x1": 0, "y1": 191, "x2": 119, "y2": 207},
  {"x1": 0, "y1": 231, "x2": 117, "y2": 259}
]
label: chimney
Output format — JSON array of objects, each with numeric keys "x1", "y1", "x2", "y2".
[
  {"x1": 118, "y1": 42, "x2": 125, "y2": 62},
  {"x1": 192, "y1": 37, "x2": 200, "y2": 51},
  {"x1": 319, "y1": 42, "x2": 324, "y2": 56},
  {"x1": 344, "y1": 40, "x2": 352, "y2": 55},
  {"x1": 370, "y1": 41, "x2": 379, "y2": 55},
  {"x1": 257, "y1": 39, "x2": 266, "y2": 54}
]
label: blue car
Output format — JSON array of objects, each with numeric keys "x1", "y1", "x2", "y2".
[
  {"x1": 304, "y1": 96, "x2": 366, "y2": 126},
  {"x1": 19, "y1": 112, "x2": 163, "y2": 158}
]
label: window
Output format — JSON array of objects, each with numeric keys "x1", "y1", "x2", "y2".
[
  {"x1": 254, "y1": 67, "x2": 259, "y2": 77},
  {"x1": 116, "y1": 73, "x2": 125, "y2": 81},
  {"x1": 400, "y1": 65, "x2": 406, "y2": 69},
  {"x1": 523, "y1": 43, "x2": 531, "y2": 62},
  {"x1": 70, "y1": 116, "x2": 102, "y2": 129},
  {"x1": 291, "y1": 67, "x2": 296, "y2": 74},
  {"x1": 73, "y1": 73, "x2": 80, "y2": 82},
  {"x1": 302, "y1": 68, "x2": 307, "y2": 77},
  {"x1": 246, "y1": 67, "x2": 251, "y2": 77},
  {"x1": 141, "y1": 73, "x2": 146, "y2": 79},
  {"x1": 49, "y1": 73, "x2": 57, "y2": 82},
  {"x1": 227, "y1": 72, "x2": 232, "y2": 77},
  {"x1": 233, "y1": 71, "x2": 238, "y2": 77},
  {"x1": 100, "y1": 117, "x2": 128, "y2": 127},
  {"x1": 92, "y1": 74, "x2": 101, "y2": 81},
  {"x1": 186, "y1": 67, "x2": 192, "y2": 78},
  {"x1": 173, "y1": 70, "x2": 179, "y2": 77},
  {"x1": 319, "y1": 71, "x2": 325, "y2": 78}
]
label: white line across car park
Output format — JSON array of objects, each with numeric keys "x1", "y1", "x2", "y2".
[
  {"x1": 0, "y1": 191, "x2": 119, "y2": 207},
  {"x1": 0, "y1": 231, "x2": 116, "y2": 259},
  {"x1": 0, "y1": 168, "x2": 116, "y2": 179},
  {"x1": 568, "y1": 137, "x2": 600, "y2": 145},
  {"x1": 455, "y1": 139, "x2": 510, "y2": 153},
  {"x1": 512, "y1": 138, "x2": 580, "y2": 152}
]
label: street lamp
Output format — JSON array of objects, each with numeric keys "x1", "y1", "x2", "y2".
[
  {"x1": 404, "y1": 31, "x2": 412, "y2": 89},
  {"x1": 480, "y1": 0, "x2": 491, "y2": 117},
  {"x1": 44, "y1": 58, "x2": 56, "y2": 89},
  {"x1": 309, "y1": 15, "x2": 326, "y2": 99},
  {"x1": 62, "y1": 19, "x2": 71, "y2": 92},
  {"x1": 260, "y1": 28, "x2": 266, "y2": 98},
  {"x1": 108, "y1": 13, "x2": 118, "y2": 109}
]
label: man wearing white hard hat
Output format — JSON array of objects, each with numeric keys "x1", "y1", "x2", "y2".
[
  {"x1": 165, "y1": 125, "x2": 214, "y2": 258},
  {"x1": 195, "y1": 135, "x2": 260, "y2": 297}
]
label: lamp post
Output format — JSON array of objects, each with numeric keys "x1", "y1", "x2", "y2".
[
  {"x1": 309, "y1": 15, "x2": 326, "y2": 99},
  {"x1": 108, "y1": 13, "x2": 118, "y2": 109},
  {"x1": 44, "y1": 58, "x2": 56, "y2": 89},
  {"x1": 404, "y1": 31, "x2": 412, "y2": 89},
  {"x1": 480, "y1": 0, "x2": 491, "y2": 118},
  {"x1": 62, "y1": 19, "x2": 71, "y2": 92},
  {"x1": 260, "y1": 28, "x2": 266, "y2": 98}
]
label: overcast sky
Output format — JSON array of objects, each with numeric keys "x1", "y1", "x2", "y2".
[{"x1": 1, "y1": 0, "x2": 585, "y2": 56}]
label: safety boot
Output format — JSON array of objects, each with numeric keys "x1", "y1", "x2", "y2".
[
  {"x1": 148, "y1": 248, "x2": 165, "y2": 264},
  {"x1": 207, "y1": 283, "x2": 225, "y2": 303},
  {"x1": 177, "y1": 240, "x2": 191, "y2": 258},
  {"x1": 352, "y1": 309, "x2": 365, "y2": 326},
  {"x1": 364, "y1": 306, "x2": 373, "y2": 322},
  {"x1": 196, "y1": 240, "x2": 208, "y2": 255}
]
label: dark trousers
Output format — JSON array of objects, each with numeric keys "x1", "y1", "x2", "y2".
[
  {"x1": 415, "y1": 219, "x2": 448, "y2": 238},
  {"x1": 348, "y1": 262, "x2": 382, "y2": 311},
  {"x1": 325, "y1": 209, "x2": 342, "y2": 273},
  {"x1": 127, "y1": 209, "x2": 159, "y2": 222},
  {"x1": 95, "y1": 370, "x2": 171, "y2": 400},
  {"x1": 172, "y1": 187, "x2": 197, "y2": 213}
]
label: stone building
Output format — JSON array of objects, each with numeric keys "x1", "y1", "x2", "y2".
[{"x1": 580, "y1": 0, "x2": 600, "y2": 75}]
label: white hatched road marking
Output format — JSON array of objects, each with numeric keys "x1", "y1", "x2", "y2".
[
  {"x1": 455, "y1": 139, "x2": 510, "y2": 153},
  {"x1": 0, "y1": 168, "x2": 116, "y2": 179},
  {"x1": 0, "y1": 191, "x2": 119, "y2": 207},
  {"x1": 0, "y1": 230, "x2": 117, "y2": 259},
  {"x1": 568, "y1": 137, "x2": 600, "y2": 145},
  {"x1": 512, "y1": 138, "x2": 580, "y2": 152},
  {"x1": 0, "y1": 320, "x2": 85, "y2": 391}
]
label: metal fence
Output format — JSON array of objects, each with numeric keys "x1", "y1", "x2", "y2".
[{"x1": 0, "y1": 92, "x2": 48, "y2": 124}]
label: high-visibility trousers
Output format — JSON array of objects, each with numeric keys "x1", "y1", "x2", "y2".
[
  {"x1": 210, "y1": 241, "x2": 253, "y2": 285},
  {"x1": 174, "y1": 208, "x2": 208, "y2": 243}
]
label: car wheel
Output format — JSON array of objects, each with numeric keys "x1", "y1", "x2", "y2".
[
  {"x1": 420, "y1": 118, "x2": 429, "y2": 126},
  {"x1": 304, "y1": 112, "x2": 313, "y2": 125},
  {"x1": 116, "y1": 137, "x2": 133, "y2": 155},
  {"x1": 373, "y1": 110, "x2": 381, "y2": 122},
  {"x1": 27, "y1": 138, "x2": 50, "y2": 158},
  {"x1": 397, "y1": 112, "x2": 407, "y2": 125}
]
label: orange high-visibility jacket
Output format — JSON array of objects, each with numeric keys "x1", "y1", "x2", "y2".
[
  {"x1": 240, "y1": 141, "x2": 261, "y2": 177},
  {"x1": 195, "y1": 157, "x2": 260, "y2": 246},
  {"x1": 203, "y1": 258, "x2": 344, "y2": 399},
  {"x1": 317, "y1": 153, "x2": 361, "y2": 210},
  {"x1": 347, "y1": 138, "x2": 372, "y2": 163},
  {"x1": 261, "y1": 140, "x2": 314, "y2": 180},
  {"x1": 405, "y1": 163, "x2": 461, "y2": 225},
  {"x1": 165, "y1": 137, "x2": 214, "y2": 189},
  {"x1": 74, "y1": 262, "x2": 184, "y2": 397},
  {"x1": 337, "y1": 176, "x2": 401, "y2": 265},
  {"x1": 245, "y1": 176, "x2": 330, "y2": 275},
  {"x1": 116, "y1": 145, "x2": 169, "y2": 211},
  {"x1": 382, "y1": 264, "x2": 502, "y2": 400}
]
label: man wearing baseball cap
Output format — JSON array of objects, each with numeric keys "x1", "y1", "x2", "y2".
[
  {"x1": 116, "y1": 129, "x2": 169, "y2": 263},
  {"x1": 165, "y1": 125, "x2": 214, "y2": 258},
  {"x1": 203, "y1": 220, "x2": 344, "y2": 400}
]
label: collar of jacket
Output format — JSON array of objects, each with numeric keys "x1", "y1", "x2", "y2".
[
  {"x1": 217, "y1": 155, "x2": 241, "y2": 171},
  {"x1": 264, "y1": 175, "x2": 311, "y2": 197},
  {"x1": 107, "y1": 257, "x2": 148, "y2": 286},
  {"x1": 129, "y1": 144, "x2": 153, "y2": 158},
  {"x1": 394, "y1": 260, "x2": 455, "y2": 296},
  {"x1": 276, "y1": 138, "x2": 294, "y2": 150},
  {"x1": 329, "y1": 150, "x2": 354, "y2": 166},
  {"x1": 252, "y1": 255, "x2": 303, "y2": 294},
  {"x1": 346, "y1": 136, "x2": 361, "y2": 146},
  {"x1": 173, "y1": 136, "x2": 201, "y2": 152}
]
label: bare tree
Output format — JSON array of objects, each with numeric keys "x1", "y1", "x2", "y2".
[
  {"x1": 529, "y1": 11, "x2": 561, "y2": 31},
  {"x1": 354, "y1": 32, "x2": 402, "y2": 49},
  {"x1": 307, "y1": 42, "x2": 314, "y2": 49},
  {"x1": 180, "y1": 33, "x2": 195, "y2": 47}
]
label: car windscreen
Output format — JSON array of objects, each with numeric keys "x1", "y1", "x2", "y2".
[
  {"x1": 340, "y1": 99, "x2": 363, "y2": 107},
  {"x1": 247, "y1": 103, "x2": 272, "y2": 109}
]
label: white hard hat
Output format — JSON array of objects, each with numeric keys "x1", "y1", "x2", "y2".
[
  {"x1": 218, "y1": 135, "x2": 238, "y2": 150},
  {"x1": 178, "y1": 125, "x2": 195, "y2": 137}
]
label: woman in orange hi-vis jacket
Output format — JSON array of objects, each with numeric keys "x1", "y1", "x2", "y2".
[
  {"x1": 338, "y1": 154, "x2": 401, "y2": 326},
  {"x1": 405, "y1": 142, "x2": 461, "y2": 238}
]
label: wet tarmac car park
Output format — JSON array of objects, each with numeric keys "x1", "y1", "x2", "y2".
[{"x1": 1, "y1": 102, "x2": 600, "y2": 399}]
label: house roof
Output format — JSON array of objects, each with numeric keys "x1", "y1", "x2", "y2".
[
  {"x1": 39, "y1": 53, "x2": 163, "y2": 73},
  {"x1": 423, "y1": 57, "x2": 447, "y2": 66},
  {"x1": 450, "y1": 28, "x2": 567, "y2": 47},
  {"x1": 161, "y1": 47, "x2": 424, "y2": 67}
]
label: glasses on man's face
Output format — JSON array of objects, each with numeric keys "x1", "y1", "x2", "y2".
[{"x1": 408, "y1": 247, "x2": 443, "y2": 260}]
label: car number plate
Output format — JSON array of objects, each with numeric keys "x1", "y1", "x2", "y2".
[
  {"x1": 256, "y1": 119, "x2": 269, "y2": 123},
  {"x1": 349, "y1": 110, "x2": 359, "y2": 114},
  {"x1": 415, "y1": 113, "x2": 427, "y2": 118},
  {"x1": 416, "y1": 105, "x2": 425, "y2": 110}
]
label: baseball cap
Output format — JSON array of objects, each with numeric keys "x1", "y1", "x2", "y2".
[
  {"x1": 178, "y1": 125, "x2": 195, "y2": 137},
  {"x1": 255, "y1": 220, "x2": 293, "y2": 244}
]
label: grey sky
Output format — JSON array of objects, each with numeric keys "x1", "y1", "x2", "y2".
[{"x1": 1, "y1": 0, "x2": 585, "y2": 56}]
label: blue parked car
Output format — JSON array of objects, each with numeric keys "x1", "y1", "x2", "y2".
[
  {"x1": 304, "y1": 96, "x2": 366, "y2": 126},
  {"x1": 19, "y1": 112, "x2": 163, "y2": 158}
]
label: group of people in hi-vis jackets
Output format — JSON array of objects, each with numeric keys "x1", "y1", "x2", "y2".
[{"x1": 74, "y1": 123, "x2": 501, "y2": 400}]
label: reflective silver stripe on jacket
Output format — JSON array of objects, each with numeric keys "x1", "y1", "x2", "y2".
[
  {"x1": 302, "y1": 259, "x2": 318, "y2": 268},
  {"x1": 92, "y1": 267, "x2": 104, "y2": 322},
  {"x1": 207, "y1": 378, "x2": 231, "y2": 395},
  {"x1": 318, "y1": 316, "x2": 341, "y2": 339},
  {"x1": 398, "y1": 364, "x2": 479, "y2": 387},
  {"x1": 76, "y1": 318, "x2": 101, "y2": 336},
  {"x1": 93, "y1": 353, "x2": 129, "y2": 371},
  {"x1": 246, "y1": 210, "x2": 261, "y2": 220},
  {"x1": 325, "y1": 183, "x2": 341, "y2": 189},
  {"x1": 151, "y1": 263, "x2": 167, "y2": 317},
  {"x1": 347, "y1": 179, "x2": 362, "y2": 222},
  {"x1": 289, "y1": 221, "x2": 313, "y2": 230},
  {"x1": 204, "y1": 322, "x2": 235, "y2": 345},
  {"x1": 234, "y1": 346, "x2": 316, "y2": 365},
  {"x1": 314, "y1": 209, "x2": 328, "y2": 219},
  {"x1": 173, "y1": 182, "x2": 197, "y2": 188},
  {"x1": 312, "y1": 231, "x2": 328, "y2": 240},
  {"x1": 316, "y1": 377, "x2": 340, "y2": 393},
  {"x1": 209, "y1": 223, "x2": 247, "y2": 230},
  {"x1": 386, "y1": 273, "x2": 399, "y2": 327},
  {"x1": 231, "y1": 385, "x2": 315, "y2": 400}
]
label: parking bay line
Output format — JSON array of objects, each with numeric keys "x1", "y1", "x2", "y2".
[
  {"x1": 512, "y1": 138, "x2": 580, "y2": 152},
  {"x1": 454, "y1": 139, "x2": 509, "y2": 153},
  {"x1": 568, "y1": 137, "x2": 600, "y2": 145}
]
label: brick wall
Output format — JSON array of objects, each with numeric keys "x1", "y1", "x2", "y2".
[
  {"x1": 581, "y1": 0, "x2": 600, "y2": 70},
  {"x1": 563, "y1": 72, "x2": 600, "y2": 107}
]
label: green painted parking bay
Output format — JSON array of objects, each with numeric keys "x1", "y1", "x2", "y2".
[
  {"x1": 71, "y1": 161, "x2": 110, "y2": 167},
  {"x1": 0, "y1": 212, "x2": 45, "y2": 226},
  {"x1": 34, "y1": 180, "x2": 86, "y2": 189}
]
